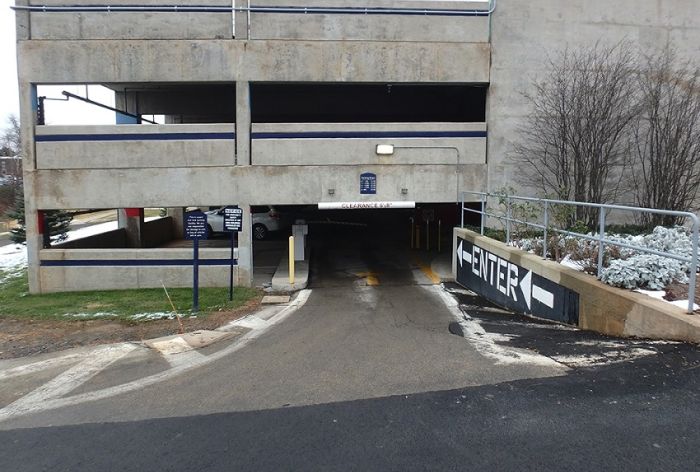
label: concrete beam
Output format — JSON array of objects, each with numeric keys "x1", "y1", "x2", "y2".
[
  {"x1": 32, "y1": 164, "x2": 489, "y2": 208},
  {"x1": 17, "y1": 39, "x2": 491, "y2": 84}
]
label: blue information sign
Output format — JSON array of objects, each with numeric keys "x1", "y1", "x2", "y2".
[
  {"x1": 223, "y1": 207, "x2": 243, "y2": 232},
  {"x1": 185, "y1": 211, "x2": 208, "y2": 240},
  {"x1": 360, "y1": 172, "x2": 377, "y2": 195}
]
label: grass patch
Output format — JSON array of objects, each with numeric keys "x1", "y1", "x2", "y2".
[{"x1": 0, "y1": 268, "x2": 261, "y2": 322}]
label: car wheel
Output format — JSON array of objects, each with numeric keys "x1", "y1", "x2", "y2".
[
  {"x1": 253, "y1": 223, "x2": 267, "y2": 240},
  {"x1": 207, "y1": 224, "x2": 214, "y2": 236}
]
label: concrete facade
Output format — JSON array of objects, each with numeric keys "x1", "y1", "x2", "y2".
[{"x1": 13, "y1": 0, "x2": 700, "y2": 293}]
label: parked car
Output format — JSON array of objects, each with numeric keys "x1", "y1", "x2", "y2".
[{"x1": 205, "y1": 205, "x2": 286, "y2": 240}]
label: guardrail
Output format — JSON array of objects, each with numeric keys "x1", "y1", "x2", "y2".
[{"x1": 460, "y1": 191, "x2": 699, "y2": 313}]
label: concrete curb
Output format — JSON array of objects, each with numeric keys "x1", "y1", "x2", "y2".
[{"x1": 271, "y1": 258, "x2": 309, "y2": 292}]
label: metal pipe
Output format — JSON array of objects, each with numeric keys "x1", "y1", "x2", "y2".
[
  {"x1": 597, "y1": 209, "x2": 606, "y2": 278},
  {"x1": 689, "y1": 214, "x2": 699, "y2": 313},
  {"x1": 409, "y1": 217, "x2": 414, "y2": 249},
  {"x1": 61, "y1": 91, "x2": 157, "y2": 124},
  {"x1": 288, "y1": 236, "x2": 295, "y2": 285},
  {"x1": 505, "y1": 196, "x2": 511, "y2": 244},
  {"x1": 426, "y1": 220, "x2": 430, "y2": 251},
  {"x1": 438, "y1": 219, "x2": 442, "y2": 253},
  {"x1": 11, "y1": 4, "x2": 496, "y2": 16},
  {"x1": 480, "y1": 193, "x2": 485, "y2": 235},
  {"x1": 542, "y1": 201, "x2": 548, "y2": 260}
]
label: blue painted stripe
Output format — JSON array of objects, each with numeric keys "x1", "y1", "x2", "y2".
[
  {"x1": 36, "y1": 132, "x2": 236, "y2": 143},
  {"x1": 41, "y1": 259, "x2": 237, "y2": 267},
  {"x1": 252, "y1": 130, "x2": 487, "y2": 140}
]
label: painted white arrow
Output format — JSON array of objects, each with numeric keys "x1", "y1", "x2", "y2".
[
  {"x1": 519, "y1": 270, "x2": 555, "y2": 310},
  {"x1": 520, "y1": 270, "x2": 532, "y2": 309},
  {"x1": 456, "y1": 241, "x2": 473, "y2": 268}
]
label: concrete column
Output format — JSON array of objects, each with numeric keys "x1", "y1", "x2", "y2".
[
  {"x1": 237, "y1": 203, "x2": 253, "y2": 287},
  {"x1": 18, "y1": 81, "x2": 43, "y2": 293},
  {"x1": 234, "y1": 0, "x2": 249, "y2": 40},
  {"x1": 114, "y1": 92, "x2": 139, "y2": 124},
  {"x1": 167, "y1": 207, "x2": 186, "y2": 239},
  {"x1": 118, "y1": 208, "x2": 144, "y2": 248},
  {"x1": 236, "y1": 81, "x2": 251, "y2": 165},
  {"x1": 15, "y1": 0, "x2": 30, "y2": 40}
]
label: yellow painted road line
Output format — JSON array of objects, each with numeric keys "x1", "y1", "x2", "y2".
[
  {"x1": 413, "y1": 257, "x2": 441, "y2": 285},
  {"x1": 354, "y1": 271, "x2": 380, "y2": 286}
]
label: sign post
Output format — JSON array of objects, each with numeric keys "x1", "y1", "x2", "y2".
[
  {"x1": 223, "y1": 206, "x2": 243, "y2": 301},
  {"x1": 185, "y1": 211, "x2": 209, "y2": 312}
]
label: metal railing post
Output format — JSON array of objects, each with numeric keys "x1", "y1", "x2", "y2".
[
  {"x1": 689, "y1": 216, "x2": 699, "y2": 313},
  {"x1": 543, "y1": 201, "x2": 549, "y2": 260},
  {"x1": 460, "y1": 193, "x2": 464, "y2": 228},
  {"x1": 505, "y1": 196, "x2": 512, "y2": 244},
  {"x1": 480, "y1": 193, "x2": 486, "y2": 235},
  {"x1": 597, "y1": 208, "x2": 606, "y2": 278}
]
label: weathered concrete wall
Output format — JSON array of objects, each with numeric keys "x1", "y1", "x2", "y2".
[
  {"x1": 53, "y1": 228, "x2": 127, "y2": 249},
  {"x1": 487, "y1": 0, "x2": 700, "y2": 194},
  {"x1": 249, "y1": 0, "x2": 489, "y2": 43},
  {"x1": 33, "y1": 164, "x2": 488, "y2": 208},
  {"x1": 39, "y1": 247, "x2": 241, "y2": 292},
  {"x1": 17, "y1": 40, "x2": 490, "y2": 84},
  {"x1": 35, "y1": 124, "x2": 236, "y2": 169},
  {"x1": 26, "y1": 0, "x2": 233, "y2": 40},
  {"x1": 142, "y1": 217, "x2": 175, "y2": 248},
  {"x1": 453, "y1": 228, "x2": 700, "y2": 343},
  {"x1": 251, "y1": 123, "x2": 487, "y2": 166}
]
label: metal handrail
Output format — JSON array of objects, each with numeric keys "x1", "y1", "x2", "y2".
[
  {"x1": 460, "y1": 191, "x2": 699, "y2": 313},
  {"x1": 10, "y1": 3, "x2": 496, "y2": 16}
]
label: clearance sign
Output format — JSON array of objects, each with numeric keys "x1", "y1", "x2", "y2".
[{"x1": 456, "y1": 237, "x2": 579, "y2": 325}]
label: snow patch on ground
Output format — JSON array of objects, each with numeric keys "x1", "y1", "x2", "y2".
[
  {"x1": 64, "y1": 312, "x2": 118, "y2": 319},
  {"x1": 634, "y1": 289, "x2": 699, "y2": 311},
  {"x1": 552, "y1": 347, "x2": 658, "y2": 368},
  {"x1": 129, "y1": 312, "x2": 181, "y2": 321},
  {"x1": 560, "y1": 255, "x2": 585, "y2": 271},
  {"x1": 432, "y1": 285, "x2": 568, "y2": 371},
  {"x1": 0, "y1": 244, "x2": 27, "y2": 283}
]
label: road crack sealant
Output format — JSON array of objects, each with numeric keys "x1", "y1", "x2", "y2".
[{"x1": 0, "y1": 290, "x2": 312, "y2": 423}]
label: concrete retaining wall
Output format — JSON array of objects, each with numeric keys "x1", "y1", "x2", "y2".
[
  {"x1": 25, "y1": 0, "x2": 233, "y2": 40},
  {"x1": 251, "y1": 122, "x2": 487, "y2": 166},
  {"x1": 38, "y1": 247, "x2": 240, "y2": 292},
  {"x1": 453, "y1": 228, "x2": 700, "y2": 343},
  {"x1": 142, "y1": 217, "x2": 175, "y2": 248},
  {"x1": 35, "y1": 124, "x2": 236, "y2": 170},
  {"x1": 54, "y1": 228, "x2": 127, "y2": 249}
]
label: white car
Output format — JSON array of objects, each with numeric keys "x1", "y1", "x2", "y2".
[{"x1": 205, "y1": 205, "x2": 284, "y2": 240}]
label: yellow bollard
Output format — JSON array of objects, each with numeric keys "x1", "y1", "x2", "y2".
[
  {"x1": 289, "y1": 236, "x2": 295, "y2": 285},
  {"x1": 426, "y1": 221, "x2": 430, "y2": 251}
]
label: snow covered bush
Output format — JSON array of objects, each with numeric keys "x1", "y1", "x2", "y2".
[
  {"x1": 600, "y1": 254, "x2": 689, "y2": 290},
  {"x1": 512, "y1": 226, "x2": 696, "y2": 290}
]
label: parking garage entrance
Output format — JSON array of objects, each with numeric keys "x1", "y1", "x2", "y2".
[{"x1": 278, "y1": 202, "x2": 473, "y2": 289}]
